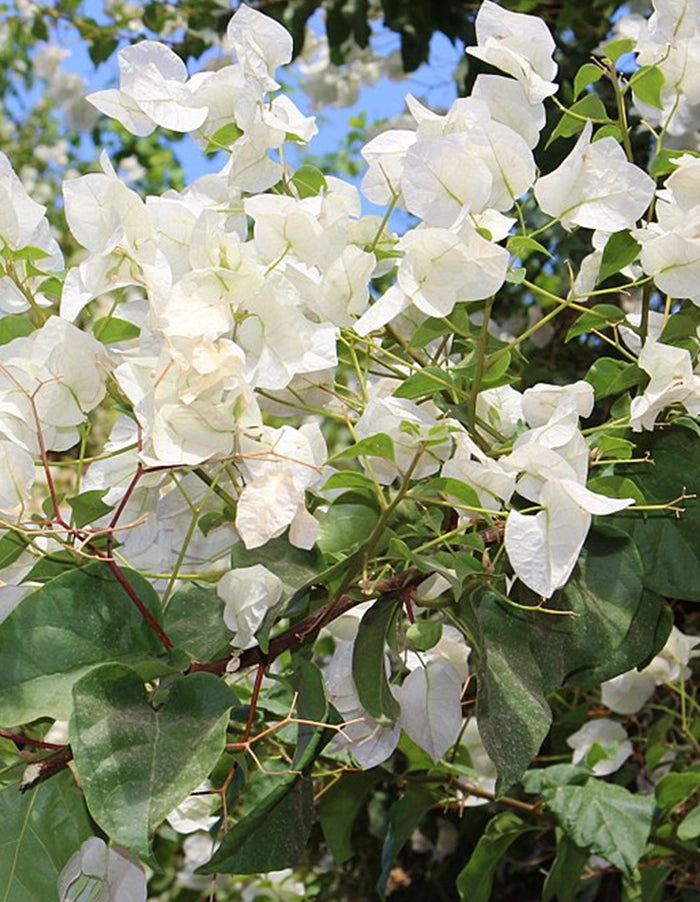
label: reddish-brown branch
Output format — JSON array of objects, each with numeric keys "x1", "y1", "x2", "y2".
[
  {"x1": 102, "y1": 558, "x2": 173, "y2": 649},
  {"x1": 0, "y1": 729, "x2": 64, "y2": 750},
  {"x1": 19, "y1": 745, "x2": 73, "y2": 792}
]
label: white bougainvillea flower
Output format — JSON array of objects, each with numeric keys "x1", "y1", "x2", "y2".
[
  {"x1": 394, "y1": 659, "x2": 464, "y2": 763},
  {"x1": 535, "y1": 121, "x2": 655, "y2": 231},
  {"x1": 630, "y1": 339, "x2": 700, "y2": 430},
  {"x1": 633, "y1": 198, "x2": 700, "y2": 301},
  {"x1": 521, "y1": 380, "x2": 594, "y2": 428},
  {"x1": 0, "y1": 151, "x2": 49, "y2": 250},
  {"x1": 235, "y1": 423, "x2": 325, "y2": 549},
  {"x1": 88, "y1": 41, "x2": 208, "y2": 136},
  {"x1": 401, "y1": 135, "x2": 493, "y2": 226},
  {"x1": 0, "y1": 442, "x2": 34, "y2": 514},
  {"x1": 466, "y1": 0, "x2": 558, "y2": 103},
  {"x1": 218, "y1": 564, "x2": 283, "y2": 649},
  {"x1": 646, "y1": 625, "x2": 700, "y2": 684},
  {"x1": 225, "y1": 4, "x2": 293, "y2": 91},
  {"x1": 505, "y1": 478, "x2": 633, "y2": 598},
  {"x1": 472, "y1": 74, "x2": 546, "y2": 149},
  {"x1": 58, "y1": 838, "x2": 147, "y2": 902},
  {"x1": 566, "y1": 719, "x2": 633, "y2": 776},
  {"x1": 601, "y1": 670, "x2": 657, "y2": 714},
  {"x1": 324, "y1": 638, "x2": 401, "y2": 769},
  {"x1": 361, "y1": 129, "x2": 417, "y2": 205},
  {"x1": 353, "y1": 395, "x2": 453, "y2": 485},
  {"x1": 475, "y1": 384, "x2": 524, "y2": 438},
  {"x1": 166, "y1": 781, "x2": 219, "y2": 834}
]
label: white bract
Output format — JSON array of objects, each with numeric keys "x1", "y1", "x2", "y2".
[
  {"x1": 466, "y1": 0, "x2": 558, "y2": 102},
  {"x1": 218, "y1": 564, "x2": 284, "y2": 649},
  {"x1": 535, "y1": 122, "x2": 655, "y2": 230},
  {"x1": 566, "y1": 719, "x2": 633, "y2": 776}
]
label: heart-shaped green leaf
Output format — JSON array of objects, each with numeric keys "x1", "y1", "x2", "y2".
[
  {"x1": 70, "y1": 663, "x2": 234, "y2": 862},
  {"x1": 0, "y1": 563, "x2": 163, "y2": 726}
]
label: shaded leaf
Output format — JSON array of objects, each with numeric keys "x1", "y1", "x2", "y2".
[
  {"x1": 198, "y1": 775, "x2": 314, "y2": 874},
  {"x1": 544, "y1": 779, "x2": 655, "y2": 875},
  {"x1": 318, "y1": 770, "x2": 380, "y2": 863},
  {"x1": 353, "y1": 599, "x2": 401, "y2": 723},
  {"x1": 377, "y1": 786, "x2": 437, "y2": 895},
  {"x1": 163, "y1": 584, "x2": 232, "y2": 661},
  {"x1": 0, "y1": 770, "x2": 93, "y2": 902},
  {"x1": 0, "y1": 563, "x2": 162, "y2": 725},
  {"x1": 70, "y1": 664, "x2": 233, "y2": 862},
  {"x1": 456, "y1": 812, "x2": 533, "y2": 902}
]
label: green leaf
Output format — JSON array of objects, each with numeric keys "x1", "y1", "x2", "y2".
[
  {"x1": 544, "y1": 779, "x2": 655, "y2": 875},
  {"x1": 654, "y1": 770, "x2": 700, "y2": 810},
  {"x1": 537, "y1": 529, "x2": 667, "y2": 688},
  {"x1": 318, "y1": 770, "x2": 380, "y2": 862},
  {"x1": 630, "y1": 65, "x2": 665, "y2": 110},
  {"x1": 597, "y1": 231, "x2": 642, "y2": 285},
  {"x1": 0, "y1": 563, "x2": 163, "y2": 725},
  {"x1": 70, "y1": 663, "x2": 234, "y2": 863},
  {"x1": 67, "y1": 490, "x2": 113, "y2": 528},
  {"x1": 204, "y1": 122, "x2": 243, "y2": 153},
  {"x1": 609, "y1": 427, "x2": 700, "y2": 600},
  {"x1": 456, "y1": 812, "x2": 533, "y2": 902},
  {"x1": 420, "y1": 476, "x2": 481, "y2": 508},
  {"x1": 600, "y1": 37, "x2": 636, "y2": 63},
  {"x1": 566, "y1": 304, "x2": 626, "y2": 341},
  {"x1": 353, "y1": 599, "x2": 401, "y2": 723},
  {"x1": 88, "y1": 33, "x2": 118, "y2": 65},
  {"x1": 92, "y1": 316, "x2": 140, "y2": 343},
  {"x1": 476, "y1": 595, "x2": 552, "y2": 792},
  {"x1": 318, "y1": 491, "x2": 381, "y2": 558},
  {"x1": 677, "y1": 806, "x2": 700, "y2": 841},
  {"x1": 649, "y1": 148, "x2": 687, "y2": 178},
  {"x1": 198, "y1": 774, "x2": 314, "y2": 874},
  {"x1": 542, "y1": 831, "x2": 589, "y2": 902},
  {"x1": 574, "y1": 62, "x2": 604, "y2": 98},
  {"x1": 0, "y1": 314, "x2": 34, "y2": 346},
  {"x1": 585, "y1": 357, "x2": 644, "y2": 399},
  {"x1": 291, "y1": 164, "x2": 328, "y2": 198},
  {"x1": 587, "y1": 475, "x2": 646, "y2": 506},
  {"x1": 506, "y1": 235, "x2": 553, "y2": 258},
  {"x1": 547, "y1": 95, "x2": 608, "y2": 145},
  {"x1": 377, "y1": 786, "x2": 438, "y2": 895},
  {"x1": 406, "y1": 619, "x2": 442, "y2": 651},
  {"x1": 0, "y1": 770, "x2": 94, "y2": 902},
  {"x1": 163, "y1": 584, "x2": 232, "y2": 661},
  {"x1": 322, "y1": 470, "x2": 376, "y2": 492},
  {"x1": 327, "y1": 433, "x2": 395, "y2": 463},
  {"x1": 393, "y1": 366, "x2": 455, "y2": 399},
  {"x1": 0, "y1": 531, "x2": 28, "y2": 570}
]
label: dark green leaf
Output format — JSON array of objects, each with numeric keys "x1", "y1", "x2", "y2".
[
  {"x1": 0, "y1": 531, "x2": 28, "y2": 570},
  {"x1": 654, "y1": 770, "x2": 700, "y2": 810},
  {"x1": 609, "y1": 426, "x2": 700, "y2": 600},
  {"x1": 542, "y1": 831, "x2": 589, "y2": 902},
  {"x1": 544, "y1": 779, "x2": 655, "y2": 875},
  {"x1": 71, "y1": 663, "x2": 234, "y2": 862},
  {"x1": 88, "y1": 34, "x2": 118, "y2": 65},
  {"x1": 318, "y1": 770, "x2": 380, "y2": 862},
  {"x1": 0, "y1": 563, "x2": 163, "y2": 725},
  {"x1": 163, "y1": 584, "x2": 232, "y2": 661},
  {"x1": 456, "y1": 812, "x2": 533, "y2": 902},
  {"x1": 393, "y1": 367, "x2": 455, "y2": 399},
  {"x1": 585, "y1": 357, "x2": 644, "y2": 399},
  {"x1": 198, "y1": 774, "x2": 314, "y2": 874},
  {"x1": 353, "y1": 599, "x2": 401, "y2": 723},
  {"x1": 476, "y1": 595, "x2": 552, "y2": 793},
  {"x1": 377, "y1": 786, "x2": 437, "y2": 895},
  {"x1": 231, "y1": 534, "x2": 324, "y2": 595},
  {"x1": 67, "y1": 490, "x2": 113, "y2": 528},
  {"x1": 318, "y1": 491, "x2": 381, "y2": 558},
  {"x1": 0, "y1": 770, "x2": 93, "y2": 902}
]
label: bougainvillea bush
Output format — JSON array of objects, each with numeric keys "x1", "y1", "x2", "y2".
[{"x1": 0, "y1": 2, "x2": 698, "y2": 900}]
